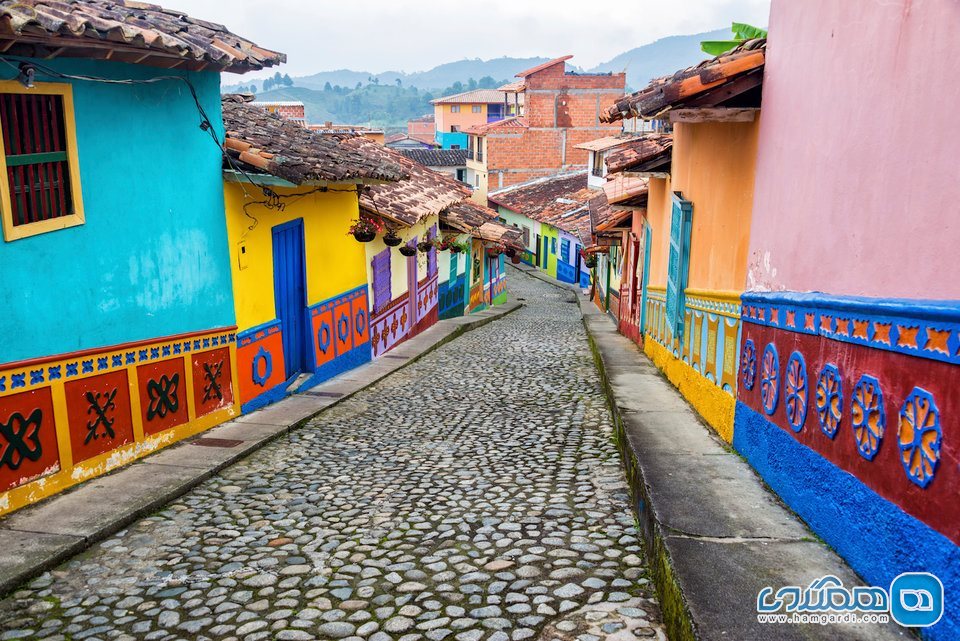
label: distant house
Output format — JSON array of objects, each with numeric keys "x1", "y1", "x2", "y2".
[
  {"x1": 308, "y1": 122, "x2": 385, "y2": 145},
  {"x1": 399, "y1": 148, "x2": 468, "y2": 183},
  {"x1": 465, "y1": 57, "x2": 625, "y2": 202},
  {"x1": 385, "y1": 133, "x2": 438, "y2": 150},
  {"x1": 251, "y1": 100, "x2": 306, "y2": 125},
  {"x1": 430, "y1": 89, "x2": 520, "y2": 150},
  {"x1": 407, "y1": 113, "x2": 436, "y2": 141},
  {"x1": 0, "y1": 1, "x2": 282, "y2": 514}
]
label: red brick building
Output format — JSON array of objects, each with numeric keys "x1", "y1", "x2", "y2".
[
  {"x1": 251, "y1": 100, "x2": 306, "y2": 125},
  {"x1": 407, "y1": 113, "x2": 436, "y2": 145},
  {"x1": 465, "y1": 56, "x2": 625, "y2": 202}
]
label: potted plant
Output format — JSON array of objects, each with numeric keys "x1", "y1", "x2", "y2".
[
  {"x1": 417, "y1": 235, "x2": 434, "y2": 253},
  {"x1": 399, "y1": 245, "x2": 417, "y2": 257},
  {"x1": 486, "y1": 243, "x2": 506, "y2": 257},
  {"x1": 348, "y1": 217, "x2": 384, "y2": 243},
  {"x1": 383, "y1": 229, "x2": 402, "y2": 247},
  {"x1": 584, "y1": 254, "x2": 598, "y2": 269},
  {"x1": 448, "y1": 240, "x2": 467, "y2": 254}
]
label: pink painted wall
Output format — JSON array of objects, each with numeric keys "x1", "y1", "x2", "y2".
[{"x1": 748, "y1": 0, "x2": 960, "y2": 298}]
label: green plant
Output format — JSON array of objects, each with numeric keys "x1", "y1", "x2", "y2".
[
  {"x1": 347, "y1": 217, "x2": 384, "y2": 236},
  {"x1": 700, "y1": 22, "x2": 767, "y2": 56}
]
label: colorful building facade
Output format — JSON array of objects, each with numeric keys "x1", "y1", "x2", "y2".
[
  {"x1": 732, "y1": 3, "x2": 959, "y2": 638},
  {"x1": 431, "y1": 89, "x2": 517, "y2": 150},
  {"x1": 0, "y1": 5, "x2": 283, "y2": 514}
]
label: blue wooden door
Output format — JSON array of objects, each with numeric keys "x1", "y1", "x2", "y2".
[{"x1": 272, "y1": 219, "x2": 307, "y2": 378}]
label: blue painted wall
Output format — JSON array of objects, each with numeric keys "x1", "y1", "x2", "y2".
[
  {"x1": 733, "y1": 401, "x2": 960, "y2": 641},
  {"x1": 435, "y1": 131, "x2": 468, "y2": 149},
  {"x1": 0, "y1": 58, "x2": 234, "y2": 364}
]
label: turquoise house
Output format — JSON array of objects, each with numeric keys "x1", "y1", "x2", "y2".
[{"x1": 0, "y1": 2, "x2": 283, "y2": 515}]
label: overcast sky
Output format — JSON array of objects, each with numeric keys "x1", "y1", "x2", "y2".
[{"x1": 175, "y1": 0, "x2": 771, "y2": 79}]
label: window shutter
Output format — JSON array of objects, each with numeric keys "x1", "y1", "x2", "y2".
[
  {"x1": 560, "y1": 239, "x2": 570, "y2": 263},
  {"x1": 372, "y1": 248, "x2": 392, "y2": 313},
  {"x1": 427, "y1": 224, "x2": 437, "y2": 276},
  {"x1": 666, "y1": 192, "x2": 693, "y2": 339}
]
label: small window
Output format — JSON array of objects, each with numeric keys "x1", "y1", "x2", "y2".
[
  {"x1": 451, "y1": 105, "x2": 461, "y2": 113},
  {"x1": 551, "y1": 237, "x2": 557, "y2": 254},
  {"x1": 472, "y1": 105, "x2": 482, "y2": 113},
  {"x1": 372, "y1": 248, "x2": 392, "y2": 313},
  {"x1": 474, "y1": 174, "x2": 480, "y2": 187},
  {"x1": 0, "y1": 83, "x2": 84, "y2": 241},
  {"x1": 450, "y1": 144, "x2": 461, "y2": 150},
  {"x1": 522, "y1": 226, "x2": 530, "y2": 246}
]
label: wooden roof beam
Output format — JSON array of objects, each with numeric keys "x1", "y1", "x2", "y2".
[{"x1": 669, "y1": 108, "x2": 759, "y2": 123}]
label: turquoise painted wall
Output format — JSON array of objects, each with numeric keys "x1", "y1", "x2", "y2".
[
  {"x1": 0, "y1": 58, "x2": 234, "y2": 363},
  {"x1": 435, "y1": 131, "x2": 468, "y2": 149}
]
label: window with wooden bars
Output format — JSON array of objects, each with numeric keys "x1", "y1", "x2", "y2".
[
  {"x1": 0, "y1": 82, "x2": 83, "y2": 241},
  {"x1": 371, "y1": 248, "x2": 392, "y2": 314}
]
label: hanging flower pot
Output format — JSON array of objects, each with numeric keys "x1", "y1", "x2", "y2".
[
  {"x1": 417, "y1": 238, "x2": 434, "y2": 253},
  {"x1": 511, "y1": 255, "x2": 521, "y2": 264},
  {"x1": 347, "y1": 217, "x2": 384, "y2": 243},
  {"x1": 383, "y1": 231, "x2": 402, "y2": 247},
  {"x1": 505, "y1": 247, "x2": 517, "y2": 258},
  {"x1": 399, "y1": 245, "x2": 417, "y2": 257},
  {"x1": 449, "y1": 245, "x2": 462, "y2": 254},
  {"x1": 584, "y1": 255, "x2": 598, "y2": 269}
]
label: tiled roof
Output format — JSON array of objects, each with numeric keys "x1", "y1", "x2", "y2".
[
  {"x1": 605, "y1": 134, "x2": 673, "y2": 174},
  {"x1": 431, "y1": 89, "x2": 510, "y2": 105},
  {"x1": 399, "y1": 148, "x2": 468, "y2": 167},
  {"x1": 442, "y1": 200, "x2": 522, "y2": 248},
  {"x1": 601, "y1": 39, "x2": 765, "y2": 122},
  {"x1": 488, "y1": 171, "x2": 591, "y2": 234},
  {"x1": 574, "y1": 135, "x2": 645, "y2": 153},
  {"x1": 408, "y1": 114, "x2": 435, "y2": 123},
  {"x1": 497, "y1": 79, "x2": 525, "y2": 93},
  {"x1": 221, "y1": 95, "x2": 404, "y2": 185},
  {"x1": 384, "y1": 133, "x2": 437, "y2": 147},
  {"x1": 602, "y1": 174, "x2": 648, "y2": 206},
  {"x1": 344, "y1": 136, "x2": 470, "y2": 227},
  {"x1": 463, "y1": 116, "x2": 527, "y2": 136},
  {"x1": 515, "y1": 55, "x2": 572, "y2": 78},
  {"x1": 0, "y1": 0, "x2": 284, "y2": 73}
]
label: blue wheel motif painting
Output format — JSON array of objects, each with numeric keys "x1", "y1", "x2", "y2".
[
  {"x1": 816, "y1": 364, "x2": 843, "y2": 439},
  {"x1": 317, "y1": 322, "x2": 332, "y2": 354},
  {"x1": 741, "y1": 339, "x2": 757, "y2": 391},
  {"x1": 251, "y1": 346, "x2": 272, "y2": 387},
  {"x1": 898, "y1": 387, "x2": 941, "y2": 488},
  {"x1": 852, "y1": 375, "x2": 885, "y2": 460},
  {"x1": 338, "y1": 314, "x2": 350, "y2": 342},
  {"x1": 760, "y1": 343, "x2": 779, "y2": 416},
  {"x1": 784, "y1": 352, "x2": 807, "y2": 431},
  {"x1": 355, "y1": 308, "x2": 367, "y2": 335}
]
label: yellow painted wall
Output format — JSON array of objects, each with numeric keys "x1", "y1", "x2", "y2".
[
  {"x1": 223, "y1": 182, "x2": 368, "y2": 332},
  {"x1": 670, "y1": 119, "x2": 760, "y2": 291}
]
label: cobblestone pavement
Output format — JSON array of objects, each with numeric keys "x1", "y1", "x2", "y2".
[{"x1": 0, "y1": 270, "x2": 665, "y2": 641}]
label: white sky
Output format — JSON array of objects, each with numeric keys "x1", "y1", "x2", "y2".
[{"x1": 174, "y1": 0, "x2": 771, "y2": 79}]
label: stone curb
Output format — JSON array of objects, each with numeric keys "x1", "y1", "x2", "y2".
[
  {"x1": 0, "y1": 300, "x2": 522, "y2": 597},
  {"x1": 570, "y1": 285, "x2": 908, "y2": 641}
]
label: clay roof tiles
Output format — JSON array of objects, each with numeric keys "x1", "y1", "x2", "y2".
[
  {"x1": 488, "y1": 171, "x2": 593, "y2": 237},
  {"x1": 430, "y1": 89, "x2": 511, "y2": 105},
  {"x1": 442, "y1": 200, "x2": 522, "y2": 248},
  {"x1": 221, "y1": 95, "x2": 404, "y2": 185},
  {"x1": 604, "y1": 134, "x2": 673, "y2": 174},
  {"x1": 463, "y1": 116, "x2": 527, "y2": 136},
  {"x1": 601, "y1": 39, "x2": 765, "y2": 123},
  {"x1": 342, "y1": 135, "x2": 470, "y2": 227},
  {"x1": 515, "y1": 55, "x2": 572, "y2": 78},
  {"x1": 0, "y1": 0, "x2": 285, "y2": 72}
]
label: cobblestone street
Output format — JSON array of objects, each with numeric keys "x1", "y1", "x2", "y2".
[{"x1": 0, "y1": 271, "x2": 665, "y2": 641}]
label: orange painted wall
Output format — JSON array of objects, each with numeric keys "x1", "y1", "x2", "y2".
[
  {"x1": 645, "y1": 175, "x2": 673, "y2": 289},
  {"x1": 435, "y1": 103, "x2": 490, "y2": 133},
  {"x1": 670, "y1": 119, "x2": 760, "y2": 291}
]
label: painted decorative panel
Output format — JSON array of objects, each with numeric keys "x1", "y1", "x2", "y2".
[
  {"x1": 0, "y1": 327, "x2": 237, "y2": 514},
  {"x1": 439, "y1": 273, "x2": 467, "y2": 320},
  {"x1": 370, "y1": 293, "x2": 411, "y2": 358},
  {"x1": 737, "y1": 291, "x2": 960, "y2": 548},
  {"x1": 237, "y1": 320, "x2": 286, "y2": 410}
]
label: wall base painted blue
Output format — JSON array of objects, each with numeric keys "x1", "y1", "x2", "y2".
[
  {"x1": 733, "y1": 401, "x2": 959, "y2": 641},
  {"x1": 241, "y1": 377, "x2": 292, "y2": 414},
  {"x1": 579, "y1": 271, "x2": 591, "y2": 288},
  {"x1": 557, "y1": 260, "x2": 577, "y2": 284},
  {"x1": 299, "y1": 343, "x2": 372, "y2": 392}
]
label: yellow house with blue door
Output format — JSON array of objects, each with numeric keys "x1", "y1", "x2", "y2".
[
  {"x1": 0, "y1": 3, "x2": 283, "y2": 515},
  {"x1": 220, "y1": 96, "x2": 405, "y2": 411}
]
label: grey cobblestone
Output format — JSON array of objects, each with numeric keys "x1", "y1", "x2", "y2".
[{"x1": 0, "y1": 272, "x2": 664, "y2": 640}]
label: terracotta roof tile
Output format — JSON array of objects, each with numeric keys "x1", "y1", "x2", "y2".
[
  {"x1": 221, "y1": 95, "x2": 403, "y2": 185},
  {"x1": 344, "y1": 136, "x2": 470, "y2": 227},
  {"x1": 601, "y1": 39, "x2": 765, "y2": 122},
  {"x1": 488, "y1": 171, "x2": 594, "y2": 237},
  {"x1": 515, "y1": 55, "x2": 572, "y2": 78},
  {"x1": 463, "y1": 116, "x2": 527, "y2": 136},
  {"x1": 605, "y1": 134, "x2": 673, "y2": 174},
  {"x1": 602, "y1": 174, "x2": 648, "y2": 206},
  {"x1": 0, "y1": 0, "x2": 285, "y2": 72},
  {"x1": 442, "y1": 200, "x2": 522, "y2": 248}
]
